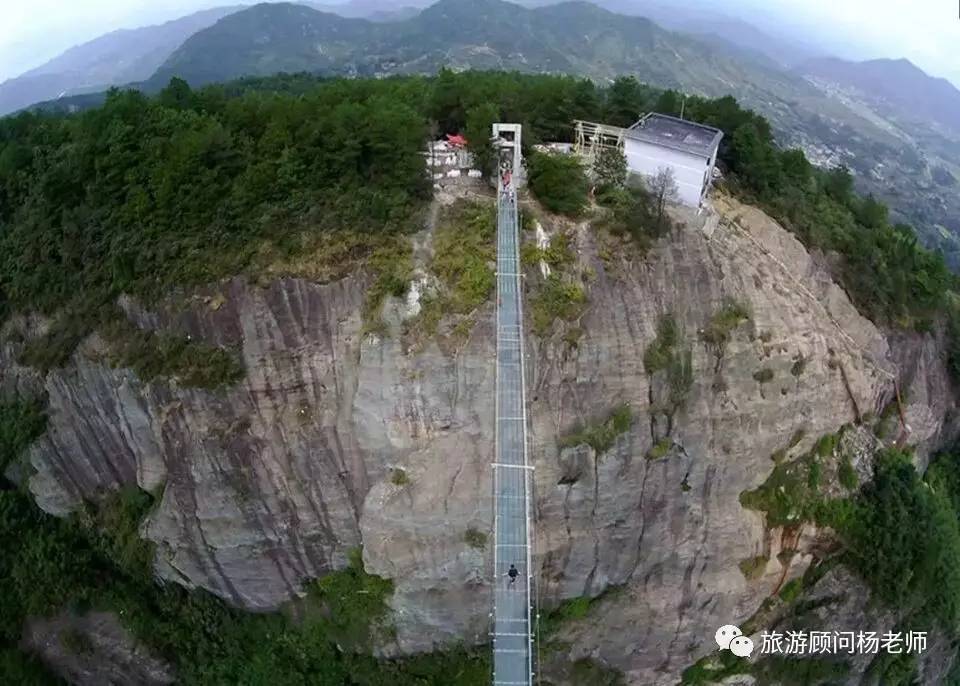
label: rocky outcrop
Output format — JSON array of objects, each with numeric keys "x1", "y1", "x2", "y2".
[
  {"x1": 2, "y1": 193, "x2": 956, "y2": 683},
  {"x1": 529, "y1": 196, "x2": 936, "y2": 684},
  {"x1": 22, "y1": 610, "x2": 174, "y2": 686}
]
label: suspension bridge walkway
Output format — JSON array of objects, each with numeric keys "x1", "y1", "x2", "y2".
[{"x1": 492, "y1": 176, "x2": 535, "y2": 686}]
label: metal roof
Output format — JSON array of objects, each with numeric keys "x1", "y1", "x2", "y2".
[{"x1": 625, "y1": 113, "x2": 723, "y2": 158}]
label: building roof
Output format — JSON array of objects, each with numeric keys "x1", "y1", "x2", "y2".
[
  {"x1": 625, "y1": 113, "x2": 723, "y2": 158},
  {"x1": 446, "y1": 133, "x2": 468, "y2": 147}
]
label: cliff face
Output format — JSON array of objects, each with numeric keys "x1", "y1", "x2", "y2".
[{"x1": 2, "y1": 193, "x2": 956, "y2": 683}]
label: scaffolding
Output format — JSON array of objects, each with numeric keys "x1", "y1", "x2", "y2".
[{"x1": 572, "y1": 119, "x2": 628, "y2": 162}]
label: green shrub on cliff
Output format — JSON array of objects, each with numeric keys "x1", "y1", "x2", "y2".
[
  {"x1": 559, "y1": 404, "x2": 633, "y2": 455},
  {"x1": 0, "y1": 397, "x2": 46, "y2": 474},
  {"x1": 822, "y1": 449, "x2": 960, "y2": 634},
  {"x1": 530, "y1": 274, "x2": 586, "y2": 336},
  {"x1": 101, "y1": 317, "x2": 245, "y2": 389}
]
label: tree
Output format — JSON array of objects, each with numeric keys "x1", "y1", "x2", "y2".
[
  {"x1": 730, "y1": 122, "x2": 782, "y2": 197},
  {"x1": 654, "y1": 89, "x2": 681, "y2": 117},
  {"x1": 464, "y1": 102, "x2": 499, "y2": 176},
  {"x1": 856, "y1": 195, "x2": 889, "y2": 229},
  {"x1": 823, "y1": 166, "x2": 854, "y2": 205},
  {"x1": 604, "y1": 76, "x2": 647, "y2": 127},
  {"x1": 649, "y1": 167, "x2": 679, "y2": 230},
  {"x1": 593, "y1": 145, "x2": 627, "y2": 191},
  {"x1": 159, "y1": 77, "x2": 196, "y2": 110},
  {"x1": 779, "y1": 148, "x2": 813, "y2": 189},
  {"x1": 527, "y1": 151, "x2": 589, "y2": 216}
]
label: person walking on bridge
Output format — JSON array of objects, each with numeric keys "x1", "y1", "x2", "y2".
[{"x1": 505, "y1": 563, "x2": 519, "y2": 589}]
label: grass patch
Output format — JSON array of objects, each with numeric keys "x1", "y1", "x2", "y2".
[
  {"x1": 738, "y1": 555, "x2": 769, "y2": 580},
  {"x1": 644, "y1": 315, "x2": 680, "y2": 374},
  {"x1": 644, "y1": 314, "x2": 694, "y2": 415},
  {"x1": 305, "y1": 548, "x2": 394, "y2": 650},
  {"x1": 559, "y1": 404, "x2": 633, "y2": 455},
  {"x1": 815, "y1": 433, "x2": 838, "y2": 457},
  {"x1": 838, "y1": 454, "x2": 858, "y2": 490},
  {"x1": 646, "y1": 437, "x2": 672, "y2": 461},
  {"x1": 464, "y1": 527, "x2": 488, "y2": 550},
  {"x1": 753, "y1": 367, "x2": 774, "y2": 383},
  {"x1": 78, "y1": 486, "x2": 157, "y2": 579},
  {"x1": 681, "y1": 650, "x2": 747, "y2": 685},
  {"x1": 520, "y1": 232, "x2": 575, "y2": 271},
  {"x1": 362, "y1": 236, "x2": 414, "y2": 332},
  {"x1": 530, "y1": 274, "x2": 586, "y2": 336},
  {"x1": 17, "y1": 307, "x2": 104, "y2": 373},
  {"x1": 562, "y1": 327, "x2": 584, "y2": 348},
  {"x1": 570, "y1": 658, "x2": 626, "y2": 686},
  {"x1": 390, "y1": 468, "x2": 410, "y2": 486},
  {"x1": 778, "y1": 577, "x2": 803, "y2": 603},
  {"x1": 864, "y1": 650, "x2": 918, "y2": 686},
  {"x1": 102, "y1": 317, "x2": 244, "y2": 389},
  {"x1": 406, "y1": 201, "x2": 494, "y2": 342},
  {"x1": 539, "y1": 587, "x2": 624, "y2": 639},
  {"x1": 701, "y1": 299, "x2": 750, "y2": 347},
  {"x1": 430, "y1": 202, "x2": 495, "y2": 314},
  {"x1": 740, "y1": 455, "x2": 818, "y2": 527},
  {"x1": 788, "y1": 429, "x2": 805, "y2": 448}
]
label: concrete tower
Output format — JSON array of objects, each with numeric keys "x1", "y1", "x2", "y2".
[{"x1": 492, "y1": 123, "x2": 523, "y2": 187}]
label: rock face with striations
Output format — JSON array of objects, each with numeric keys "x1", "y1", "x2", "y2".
[{"x1": 2, "y1": 193, "x2": 957, "y2": 682}]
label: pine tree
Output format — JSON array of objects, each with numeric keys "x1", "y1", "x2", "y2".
[{"x1": 594, "y1": 145, "x2": 627, "y2": 191}]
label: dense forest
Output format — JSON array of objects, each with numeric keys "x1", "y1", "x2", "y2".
[
  {"x1": 1, "y1": 70, "x2": 959, "y2": 682},
  {"x1": 2, "y1": 71, "x2": 953, "y2": 342}
]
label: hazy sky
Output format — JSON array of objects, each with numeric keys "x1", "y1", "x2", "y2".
[
  {"x1": 0, "y1": 0, "x2": 242, "y2": 79},
  {"x1": 734, "y1": 0, "x2": 960, "y2": 83},
  {"x1": 1, "y1": 0, "x2": 958, "y2": 85}
]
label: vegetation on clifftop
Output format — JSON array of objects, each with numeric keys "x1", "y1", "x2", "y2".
[
  {"x1": 409, "y1": 200, "x2": 495, "y2": 343},
  {"x1": 527, "y1": 151, "x2": 589, "y2": 216},
  {"x1": 2, "y1": 70, "x2": 955, "y2": 365}
]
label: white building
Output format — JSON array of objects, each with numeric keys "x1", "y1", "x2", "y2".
[{"x1": 622, "y1": 114, "x2": 723, "y2": 207}]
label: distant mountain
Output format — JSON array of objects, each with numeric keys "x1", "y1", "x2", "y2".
[
  {"x1": 143, "y1": 0, "x2": 960, "y2": 268},
  {"x1": 151, "y1": 0, "x2": 825, "y2": 106},
  {"x1": 798, "y1": 57, "x2": 960, "y2": 137},
  {"x1": 520, "y1": 0, "x2": 820, "y2": 68},
  {"x1": 304, "y1": 0, "x2": 428, "y2": 21},
  {"x1": 149, "y1": 4, "x2": 377, "y2": 88},
  {"x1": 0, "y1": 6, "x2": 242, "y2": 116}
]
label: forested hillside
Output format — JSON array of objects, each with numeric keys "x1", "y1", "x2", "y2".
[
  {"x1": 1, "y1": 70, "x2": 958, "y2": 683},
  {"x1": 2, "y1": 71, "x2": 952, "y2": 358}
]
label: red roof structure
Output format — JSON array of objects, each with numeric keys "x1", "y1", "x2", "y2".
[{"x1": 446, "y1": 133, "x2": 468, "y2": 147}]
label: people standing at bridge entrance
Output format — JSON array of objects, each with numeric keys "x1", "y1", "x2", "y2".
[{"x1": 506, "y1": 564, "x2": 519, "y2": 588}]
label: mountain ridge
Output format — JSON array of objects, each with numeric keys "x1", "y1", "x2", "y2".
[
  {"x1": 0, "y1": 6, "x2": 243, "y2": 116},
  {"x1": 798, "y1": 55, "x2": 960, "y2": 136}
]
